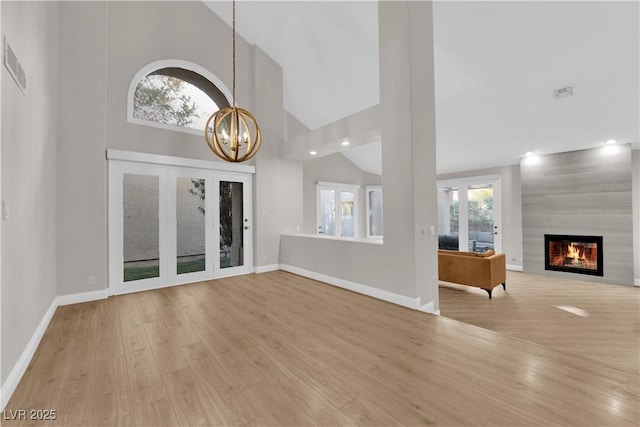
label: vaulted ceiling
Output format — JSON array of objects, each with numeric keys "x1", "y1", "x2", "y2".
[{"x1": 205, "y1": 1, "x2": 639, "y2": 175}]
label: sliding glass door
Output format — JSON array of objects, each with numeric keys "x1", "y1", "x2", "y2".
[
  {"x1": 437, "y1": 176, "x2": 501, "y2": 253},
  {"x1": 109, "y1": 160, "x2": 253, "y2": 295}
]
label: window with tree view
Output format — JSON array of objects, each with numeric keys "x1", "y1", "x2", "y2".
[
  {"x1": 316, "y1": 184, "x2": 359, "y2": 238},
  {"x1": 132, "y1": 67, "x2": 226, "y2": 132}
]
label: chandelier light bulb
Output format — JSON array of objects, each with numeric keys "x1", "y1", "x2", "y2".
[{"x1": 206, "y1": 106, "x2": 262, "y2": 162}]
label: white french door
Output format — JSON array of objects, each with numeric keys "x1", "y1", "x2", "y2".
[
  {"x1": 168, "y1": 167, "x2": 213, "y2": 285},
  {"x1": 437, "y1": 175, "x2": 502, "y2": 253},
  {"x1": 108, "y1": 154, "x2": 253, "y2": 295},
  {"x1": 214, "y1": 173, "x2": 253, "y2": 278}
]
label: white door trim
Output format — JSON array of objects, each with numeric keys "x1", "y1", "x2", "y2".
[
  {"x1": 108, "y1": 161, "x2": 168, "y2": 295},
  {"x1": 106, "y1": 149, "x2": 255, "y2": 174}
]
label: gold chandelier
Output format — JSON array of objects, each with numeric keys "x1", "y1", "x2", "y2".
[{"x1": 205, "y1": 0, "x2": 262, "y2": 162}]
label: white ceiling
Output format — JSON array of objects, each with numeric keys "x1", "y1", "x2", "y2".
[
  {"x1": 204, "y1": 1, "x2": 379, "y2": 130},
  {"x1": 205, "y1": 1, "x2": 639, "y2": 175},
  {"x1": 341, "y1": 141, "x2": 382, "y2": 175},
  {"x1": 433, "y1": 0, "x2": 639, "y2": 174}
]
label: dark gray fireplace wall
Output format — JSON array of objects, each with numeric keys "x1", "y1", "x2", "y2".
[{"x1": 521, "y1": 144, "x2": 633, "y2": 285}]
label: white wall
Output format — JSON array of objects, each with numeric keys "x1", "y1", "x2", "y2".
[
  {"x1": 632, "y1": 149, "x2": 639, "y2": 285},
  {"x1": 283, "y1": 105, "x2": 381, "y2": 161},
  {"x1": 285, "y1": 112, "x2": 310, "y2": 142},
  {"x1": 1, "y1": 0, "x2": 59, "y2": 384},
  {"x1": 57, "y1": 1, "x2": 109, "y2": 297},
  {"x1": 437, "y1": 164, "x2": 523, "y2": 268},
  {"x1": 253, "y1": 46, "x2": 303, "y2": 268},
  {"x1": 56, "y1": 1, "x2": 298, "y2": 295},
  {"x1": 0, "y1": 0, "x2": 3, "y2": 396},
  {"x1": 280, "y1": 1, "x2": 439, "y2": 311},
  {"x1": 104, "y1": 1, "x2": 251, "y2": 158}
]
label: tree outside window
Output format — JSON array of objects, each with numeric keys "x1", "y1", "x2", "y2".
[{"x1": 133, "y1": 74, "x2": 218, "y2": 131}]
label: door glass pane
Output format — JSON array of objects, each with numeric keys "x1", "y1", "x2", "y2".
[
  {"x1": 123, "y1": 174, "x2": 159, "y2": 281},
  {"x1": 318, "y1": 189, "x2": 336, "y2": 235},
  {"x1": 468, "y1": 184, "x2": 494, "y2": 253},
  {"x1": 368, "y1": 189, "x2": 383, "y2": 237},
  {"x1": 220, "y1": 181, "x2": 244, "y2": 268},
  {"x1": 437, "y1": 187, "x2": 459, "y2": 250},
  {"x1": 340, "y1": 191, "x2": 355, "y2": 238},
  {"x1": 177, "y1": 178, "x2": 206, "y2": 274}
]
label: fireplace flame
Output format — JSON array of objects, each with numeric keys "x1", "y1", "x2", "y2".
[
  {"x1": 547, "y1": 237, "x2": 600, "y2": 273},
  {"x1": 567, "y1": 243, "x2": 584, "y2": 261}
]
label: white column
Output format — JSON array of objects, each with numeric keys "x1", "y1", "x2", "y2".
[{"x1": 379, "y1": 1, "x2": 439, "y2": 310}]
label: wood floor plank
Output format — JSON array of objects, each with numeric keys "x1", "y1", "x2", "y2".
[
  {"x1": 440, "y1": 271, "x2": 640, "y2": 371},
  {"x1": 91, "y1": 356, "x2": 134, "y2": 427},
  {"x1": 118, "y1": 295, "x2": 169, "y2": 408},
  {"x1": 180, "y1": 342, "x2": 255, "y2": 426},
  {"x1": 4, "y1": 270, "x2": 639, "y2": 426}
]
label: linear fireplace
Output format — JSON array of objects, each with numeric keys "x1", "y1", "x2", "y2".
[{"x1": 544, "y1": 234, "x2": 603, "y2": 277}]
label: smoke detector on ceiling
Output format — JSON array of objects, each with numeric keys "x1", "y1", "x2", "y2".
[{"x1": 553, "y1": 85, "x2": 574, "y2": 99}]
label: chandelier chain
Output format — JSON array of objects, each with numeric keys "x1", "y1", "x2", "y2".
[
  {"x1": 232, "y1": 0, "x2": 236, "y2": 107},
  {"x1": 204, "y1": 0, "x2": 261, "y2": 162}
]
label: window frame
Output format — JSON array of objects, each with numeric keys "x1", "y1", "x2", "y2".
[
  {"x1": 365, "y1": 185, "x2": 383, "y2": 238},
  {"x1": 127, "y1": 59, "x2": 232, "y2": 136},
  {"x1": 316, "y1": 181, "x2": 360, "y2": 238}
]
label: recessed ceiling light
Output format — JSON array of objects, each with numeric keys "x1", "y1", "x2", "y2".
[
  {"x1": 605, "y1": 139, "x2": 616, "y2": 145},
  {"x1": 524, "y1": 151, "x2": 535, "y2": 157},
  {"x1": 309, "y1": 150, "x2": 318, "y2": 156},
  {"x1": 341, "y1": 140, "x2": 350, "y2": 146}
]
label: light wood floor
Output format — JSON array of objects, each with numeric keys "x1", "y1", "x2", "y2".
[
  {"x1": 5, "y1": 271, "x2": 640, "y2": 426},
  {"x1": 439, "y1": 271, "x2": 640, "y2": 372}
]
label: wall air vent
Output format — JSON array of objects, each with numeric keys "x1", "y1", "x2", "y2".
[
  {"x1": 4, "y1": 36, "x2": 27, "y2": 94},
  {"x1": 553, "y1": 85, "x2": 574, "y2": 99}
]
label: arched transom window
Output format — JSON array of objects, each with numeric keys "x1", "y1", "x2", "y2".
[{"x1": 129, "y1": 62, "x2": 230, "y2": 134}]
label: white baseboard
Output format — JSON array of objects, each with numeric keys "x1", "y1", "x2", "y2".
[
  {"x1": 635, "y1": 278, "x2": 640, "y2": 287},
  {"x1": 279, "y1": 264, "x2": 421, "y2": 310},
  {"x1": 418, "y1": 300, "x2": 440, "y2": 315},
  {"x1": 254, "y1": 264, "x2": 279, "y2": 274},
  {"x1": 58, "y1": 289, "x2": 108, "y2": 306},
  {"x1": 507, "y1": 264, "x2": 524, "y2": 272},
  {"x1": 1, "y1": 298, "x2": 58, "y2": 411},
  {"x1": 1, "y1": 288, "x2": 108, "y2": 411}
]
